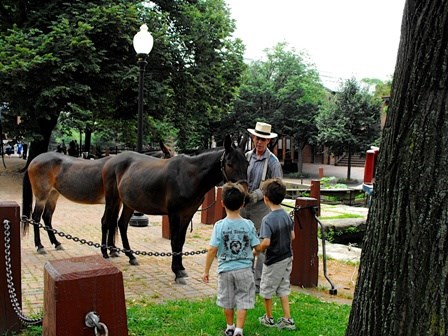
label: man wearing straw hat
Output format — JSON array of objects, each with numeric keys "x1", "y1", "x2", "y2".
[{"x1": 241, "y1": 122, "x2": 283, "y2": 292}]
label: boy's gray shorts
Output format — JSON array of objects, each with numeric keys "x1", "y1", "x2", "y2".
[
  {"x1": 217, "y1": 267, "x2": 255, "y2": 310},
  {"x1": 260, "y1": 257, "x2": 292, "y2": 299}
]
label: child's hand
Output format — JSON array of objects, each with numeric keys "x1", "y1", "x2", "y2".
[
  {"x1": 253, "y1": 248, "x2": 259, "y2": 256},
  {"x1": 202, "y1": 273, "x2": 210, "y2": 283}
]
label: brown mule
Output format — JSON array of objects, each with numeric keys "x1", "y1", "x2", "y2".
[{"x1": 101, "y1": 135, "x2": 248, "y2": 284}]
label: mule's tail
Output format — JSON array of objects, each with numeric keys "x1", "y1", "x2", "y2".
[{"x1": 22, "y1": 169, "x2": 33, "y2": 236}]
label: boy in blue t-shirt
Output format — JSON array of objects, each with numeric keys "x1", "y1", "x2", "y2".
[
  {"x1": 203, "y1": 182, "x2": 260, "y2": 336},
  {"x1": 257, "y1": 178, "x2": 296, "y2": 330}
]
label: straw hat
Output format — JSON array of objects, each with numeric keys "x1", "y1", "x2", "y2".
[{"x1": 247, "y1": 122, "x2": 278, "y2": 139}]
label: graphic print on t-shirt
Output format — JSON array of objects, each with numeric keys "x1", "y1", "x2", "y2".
[{"x1": 222, "y1": 229, "x2": 251, "y2": 260}]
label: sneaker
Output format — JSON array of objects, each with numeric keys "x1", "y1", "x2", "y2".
[
  {"x1": 277, "y1": 317, "x2": 296, "y2": 330},
  {"x1": 233, "y1": 333, "x2": 242, "y2": 336},
  {"x1": 224, "y1": 328, "x2": 234, "y2": 336},
  {"x1": 258, "y1": 314, "x2": 276, "y2": 327}
]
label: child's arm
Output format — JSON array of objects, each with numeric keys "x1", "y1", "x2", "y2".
[
  {"x1": 202, "y1": 246, "x2": 218, "y2": 283},
  {"x1": 291, "y1": 230, "x2": 295, "y2": 241},
  {"x1": 256, "y1": 238, "x2": 271, "y2": 253}
]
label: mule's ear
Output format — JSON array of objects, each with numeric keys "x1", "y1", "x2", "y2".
[
  {"x1": 224, "y1": 134, "x2": 232, "y2": 151},
  {"x1": 160, "y1": 140, "x2": 169, "y2": 154},
  {"x1": 238, "y1": 133, "x2": 248, "y2": 151}
]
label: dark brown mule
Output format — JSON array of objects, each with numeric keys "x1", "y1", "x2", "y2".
[
  {"x1": 22, "y1": 142, "x2": 173, "y2": 254},
  {"x1": 101, "y1": 135, "x2": 248, "y2": 284}
]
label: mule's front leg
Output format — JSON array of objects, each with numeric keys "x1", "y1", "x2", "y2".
[
  {"x1": 101, "y1": 204, "x2": 120, "y2": 259},
  {"x1": 170, "y1": 217, "x2": 190, "y2": 284}
]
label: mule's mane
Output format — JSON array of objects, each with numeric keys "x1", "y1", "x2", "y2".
[{"x1": 176, "y1": 147, "x2": 224, "y2": 166}]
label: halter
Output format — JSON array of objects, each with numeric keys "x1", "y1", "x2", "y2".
[{"x1": 220, "y1": 151, "x2": 230, "y2": 182}]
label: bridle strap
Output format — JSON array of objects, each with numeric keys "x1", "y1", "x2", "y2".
[{"x1": 220, "y1": 151, "x2": 230, "y2": 182}]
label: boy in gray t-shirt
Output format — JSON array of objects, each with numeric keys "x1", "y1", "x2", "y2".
[{"x1": 257, "y1": 178, "x2": 296, "y2": 331}]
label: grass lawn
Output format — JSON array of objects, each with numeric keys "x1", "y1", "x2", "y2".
[{"x1": 21, "y1": 291, "x2": 350, "y2": 336}]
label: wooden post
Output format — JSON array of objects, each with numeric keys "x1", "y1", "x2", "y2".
[
  {"x1": 363, "y1": 149, "x2": 376, "y2": 184},
  {"x1": 162, "y1": 215, "x2": 170, "y2": 239},
  {"x1": 0, "y1": 201, "x2": 22, "y2": 335},
  {"x1": 43, "y1": 255, "x2": 128, "y2": 336},
  {"x1": 310, "y1": 180, "x2": 321, "y2": 217},
  {"x1": 201, "y1": 188, "x2": 216, "y2": 225},
  {"x1": 290, "y1": 197, "x2": 318, "y2": 288},
  {"x1": 318, "y1": 167, "x2": 324, "y2": 178},
  {"x1": 213, "y1": 187, "x2": 226, "y2": 223}
]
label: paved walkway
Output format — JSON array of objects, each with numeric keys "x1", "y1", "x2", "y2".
[{"x1": 1, "y1": 157, "x2": 364, "y2": 317}]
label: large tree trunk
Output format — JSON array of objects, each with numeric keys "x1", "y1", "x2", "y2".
[
  {"x1": 25, "y1": 114, "x2": 59, "y2": 168},
  {"x1": 346, "y1": 1, "x2": 448, "y2": 335},
  {"x1": 84, "y1": 126, "x2": 92, "y2": 155},
  {"x1": 296, "y1": 138, "x2": 304, "y2": 174}
]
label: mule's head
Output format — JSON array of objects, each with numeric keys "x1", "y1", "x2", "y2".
[{"x1": 221, "y1": 135, "x2": 249, "y2": 190}]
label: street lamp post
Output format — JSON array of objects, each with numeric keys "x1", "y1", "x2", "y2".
[
  {"x1": 130, "y1": 24, "x2": 154, "y2": 227},
  {"x1": 133, "y1": 24, "x2": 154, "y2": 153}
]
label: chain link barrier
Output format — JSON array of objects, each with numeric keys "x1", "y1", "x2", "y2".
[
  {"x1": 3, "y1": 219, "x2": 43, "y2": 325},
  {"x1": 21, "y1": 216, "x2": 208, "y2": 257}
]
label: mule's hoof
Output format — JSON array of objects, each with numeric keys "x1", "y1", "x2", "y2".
[
  {"x1": 129, "y1": 258, "x2": 139, "y2": 266},
  {"x1": 110, "y1": 251, "x2": 120, "y2": 258},
  {"x1": 37, "y1": 248, "x2": 47, "y2": 255},
  {"x1": 175, "y1": 277, "x2": 187, "y2": 285},
  {"x1": 102, "y1": 254, "x2": 110, "y2": 259},
  {"x1": 178, "y1": 270, "x2": 189, "y2": 278},
  {"x1": 55, "y1": 244, "x2": 64, "y2": 251}
]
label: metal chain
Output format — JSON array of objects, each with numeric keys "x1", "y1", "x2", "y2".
[
  {"x1": 21, "y1": 217, "x2": 208, "y2": 257},
  {"x1": 197, "y1": 200, "x2": 216, "y2": 212},
  {"x1": 85, "y1": 311, "x2": 109, "y2": 336},
  {"x1": 3, "y1": 219, "x2": 43, "y2": 325}
]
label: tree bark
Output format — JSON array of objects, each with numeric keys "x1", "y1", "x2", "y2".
[
  {"x1": 346, "y1": 1, "x2": 448, "y2": 335},
  {"x1": 296, "y1": 138, "x2": 304, "y2": 174},
  {"x1": 84, "y1": 127, "x2": 92, "y2": 155},
  {"x1": 24, "y1": 114, "x2": 58, "y2": 168}
]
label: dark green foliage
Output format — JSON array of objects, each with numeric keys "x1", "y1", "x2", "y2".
[
  {"x1": 0, "y1": 0, "x2": 244, "y2": 157},
  {"x1": 317, "y1": 78, "x2": 381, "y2": 156},
  {"x1": 316, "y1": 78, "x2": 381, "y2": 178},
  {"x1": 215, "y1": 42, "x2": 326, "y2": 170}
]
